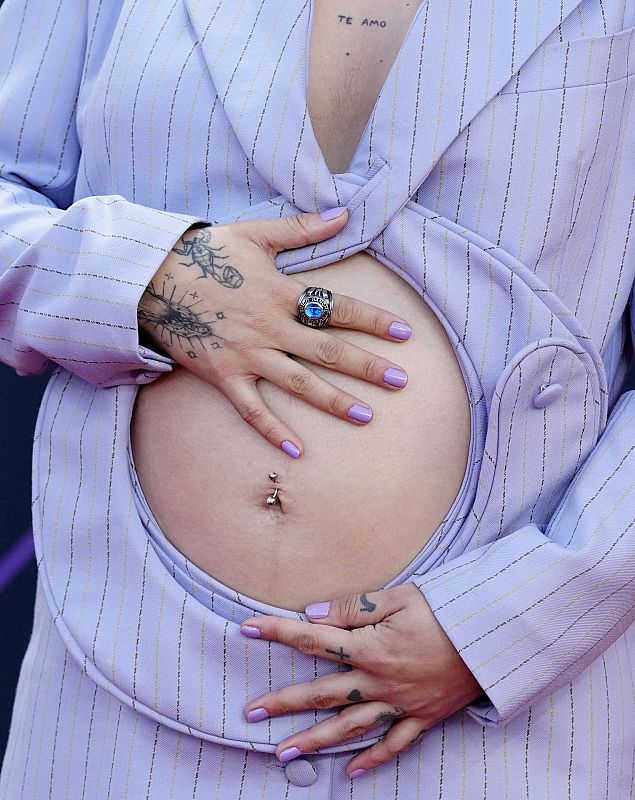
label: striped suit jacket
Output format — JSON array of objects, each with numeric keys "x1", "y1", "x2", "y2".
[{"x1": 0, "y1": 0, "x2": 633, "y2": 796}]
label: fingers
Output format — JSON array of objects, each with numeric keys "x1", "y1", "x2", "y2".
[
  {"x1": 330, "y1": 292, "x2": 412, "y2": 341},
  {"x1": 221, "y1": 375, "x2": 303, "y2": 459},
  {"x1": 251, "y1": 208, "x2": 349, "y2": 255},
  {"x1": 239, "y1": 616, "x2": 364, "y2": 668},
  {"x1": 273, "y1": 702, "x2": 407, "y2": 763},
  {"x1": 257, "y1": 355, "x2": 376, "y2": 427},
  {"x1": 277, "y1": 324, "x2": 409, "y2": 391},
  {"x1": 346, "y1": 717, "x2": 427, "y2": 777},
  {"x1": 244, "y1": 671, "x2": 373, "y2": 722},
  {"x1": 304, "y1": 584, "x2": 419, "y2": 628}
]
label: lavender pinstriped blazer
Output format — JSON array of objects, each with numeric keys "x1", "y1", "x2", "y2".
[{"x1": 0, "y1": 0, "x2": 634, "y2": 796}]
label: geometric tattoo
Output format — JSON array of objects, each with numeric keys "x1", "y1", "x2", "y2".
[
  {"x1": 171, "y1": 227, "x2": 245, "y2": 287},
  {"x1": 138, "y1": 280, "x2": 223, "y2": 356}
]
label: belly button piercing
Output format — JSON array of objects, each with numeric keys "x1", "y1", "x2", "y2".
[{"x1": 266, "y1": 472, "x2": 280, "y2": 505}]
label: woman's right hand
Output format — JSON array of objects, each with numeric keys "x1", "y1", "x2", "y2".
[{"x1": 137, "y1": 207, "x2": 412, "y2": 458}]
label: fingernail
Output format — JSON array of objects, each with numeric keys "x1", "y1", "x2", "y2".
[
  {"x1": 347, "y1": 403, "x2": 373, "y2": 423},
  {"x1": 383, "y1": 368, "x2": 408, "y2": 388},
  {"x1": 279, "y1": 746, "x2": 302, "y2": 763},
  {"x1": 388, "y1": 321, "x2": 412, "y2": 340},
  {"x1": 240, "y1": 625, "x2": 262, "y2": 639},
  {"x1": 305, "y1": 601, "x2": 331, "y2": 619},
  {"x1": 281, "y1": 440, "x2": 300, "y2": 458},
  {"x1": 319, "y1": 206, "x2": 347, "y2": 221},
  {"x1": 247, "y1": 707, "x2": 269, "y2": 723},
  {"x1": 350, "y1": 768, "x2": 367, "y2": 779}
]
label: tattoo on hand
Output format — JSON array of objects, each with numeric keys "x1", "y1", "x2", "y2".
[
  {"x1": 347, "y1": 689, "x2": 364, "y2": 702},
  {"x1": 360, "y1": 594, "x2": 377, "y2": 613},
  {"x1": 172, "y1": 228, "x2": 244, "y2": 287},
  {"x1": 326, "y1": 646, "x2": 351, "y2": 662},
  {"x1": 139, "y1": 281, "x2": 223, "y2": 352},
  {"x1": 375, "y1": 707, "x2": 405, "y2": 723}
]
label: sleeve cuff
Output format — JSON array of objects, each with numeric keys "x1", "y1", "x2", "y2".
[{"x1": 9, "y1": 194, "x2": 210, "y2": 387}]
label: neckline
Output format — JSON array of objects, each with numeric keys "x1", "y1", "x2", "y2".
[{"x1": 303, "y1": 0, "x2": 427, "y2": 178}]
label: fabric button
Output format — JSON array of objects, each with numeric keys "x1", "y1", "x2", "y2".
[
  {"x1": 284, "y1": 757, "x2": 318, "y2": 787},
  {"x1": 533, "y1": 382, "x2": 563, "y2": 408}
]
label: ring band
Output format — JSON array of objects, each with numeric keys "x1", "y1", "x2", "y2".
[{"x1": 296, "y1": 286, "x2": 333, "y2": 328}]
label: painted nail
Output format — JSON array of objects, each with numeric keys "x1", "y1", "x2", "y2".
[
  {"x1": 383, "y1": 368, "x2": 408, "y2": 388},
  {"x1": 279, "y1": 747, "x2": 302, "y2": 763},
  {"x1": 347, "y1": 403, "x2": 373, "y2": 423},
  {"x1": 388, "y1": 321, "x2": 412, "y2": 340},
  {"x1": 350, "y1": 768, "x2": 367, "y2": 779},
  {"x1": 305, "y1": 601, "x2": 331, "y2": 619},
  {"x1": 247, "y1": 707, "x2": 269, "y2": 723},
  {"x1": 240, "y1": 625, "x2": 262, "y2": 639},
  {"x1": 319, "y1": 206, "x2": 347, "y2": 221},
  {"x1": 281, "y1": 440, "x2": 300, "y2": 458}
]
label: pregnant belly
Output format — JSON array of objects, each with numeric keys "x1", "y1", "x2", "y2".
[{"x1": 129, "y1": 251, "x2": 471, "y2": 610}]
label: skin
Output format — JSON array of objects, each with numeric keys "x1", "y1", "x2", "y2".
[{"x1": 240, "y1": 584, "x2": 484, "y2": 776}]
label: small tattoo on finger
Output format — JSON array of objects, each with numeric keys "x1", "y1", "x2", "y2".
[
  {"x1": 347, "y1": 689, "x2": 364, "y2": 702},
  {"x1": 360, "y1": 594, "x2": 377, "y2": 613},
  {"x1": 375, "y1": 707, "x2": 405, "y2": 723},
  {"x1": 326, "y1": 647, "x2": 351, "y2": 661}
]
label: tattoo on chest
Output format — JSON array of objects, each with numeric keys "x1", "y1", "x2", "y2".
[{"x1": 337, "y1": 15, "x2": 388, "y2": 27}]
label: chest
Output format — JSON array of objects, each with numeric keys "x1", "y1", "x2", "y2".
[{"x1": 306, "y1": 1, "x2": 422, "y2": 174}]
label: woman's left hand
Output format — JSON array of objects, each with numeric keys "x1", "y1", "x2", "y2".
[{"x1": 240, "y1": 583, "x2": 485, "y2": 777}]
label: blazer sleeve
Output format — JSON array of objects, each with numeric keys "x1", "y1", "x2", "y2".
[
  {"x1": 415, "y1": 282, "x2": 635, "y2": 726},
  {"x1": 0, "y1": 0, "x2": 209, "y2": 387}
]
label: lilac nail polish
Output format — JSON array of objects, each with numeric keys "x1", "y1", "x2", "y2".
[
  {"x1": 305, "y1": 601, "x2": 331, "y2": 619},
  {"x1": 319, "y1": 206, "x2": 347, "y2": 221},
  {"x1": 279, "y1": 746, "x2": 302, "y2": 763},
  {"x1": 240, "y1": 625, "x2": 262, "y2": 639},
  {"x1": 388, "y1": 321, "x2": 412, "y2": 340},
  {"x1": 281, "y1": 440, "x2": 300, "y2": 458},
  {"x1": 247, "y1": 707, "x2": 269, "y2": 723},
  {"x1": 350, "y1": 768, "x2": 367, "y2": 779},
  {"x1": 383, "y1": 368, "x2": 408, "y2": 388},
  {"x1": 347, "y1": 403, "x2": 373, "y2": 423}
]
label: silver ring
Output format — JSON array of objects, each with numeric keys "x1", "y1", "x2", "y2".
[{"x1": 296, "y1": 286, "x2": 333, "y2": 328}]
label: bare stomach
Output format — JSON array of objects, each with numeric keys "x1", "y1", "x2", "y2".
[{"x1": 129, "y1": 251, "x2": 471, "y2": 611}]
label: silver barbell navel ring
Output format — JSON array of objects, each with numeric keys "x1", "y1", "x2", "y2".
[{"x1": 266, "y1": 472, "x2": 279, "y2": 505}]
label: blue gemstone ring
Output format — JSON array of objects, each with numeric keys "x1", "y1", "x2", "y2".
[{"x1": 296, "y1": 286, "x2": 334, "y2": 328}]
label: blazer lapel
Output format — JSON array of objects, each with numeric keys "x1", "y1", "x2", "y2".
[
  {"x1": 183, "y1": 0, "x2": 584, "y2": 217},
  {"x1": 375, "y1": 0, "x2": 586, "y2": 206},
  {"x1": 182, "y1": 0, "x2": 334, "y2": 206}
]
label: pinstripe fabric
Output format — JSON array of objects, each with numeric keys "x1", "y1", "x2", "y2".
[{"x1": 0, "y1": 0, "x2": 634, "y2": 796}]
